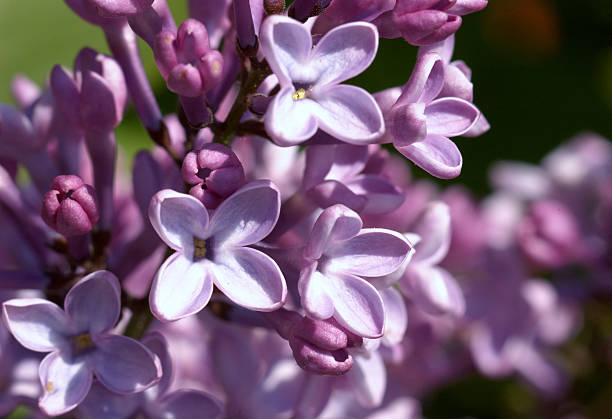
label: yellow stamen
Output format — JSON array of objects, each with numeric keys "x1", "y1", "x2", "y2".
[
  {"x1": 292, "y1": 88, "x2": 307, "y2": 101},
  {"x1": 46, "y1": 381, "x2": 54, "y2": 392},
  {"x1": 193, "y1": 237, "x2": 207, "y2": 261},
  {"x1": 74, "y1": 333, "x2": 93, "y2": 350}
]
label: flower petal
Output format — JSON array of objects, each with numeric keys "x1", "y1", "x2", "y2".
[
  {"x1": 211, "y1": 247, "x2": 286, "y2": 311},
  {"x1": 39, "y1": 352, "x2": 92, "y2": 416},
  {"x1": 303, "y1": 145, "x2": 337, "y2": 189},
  {"x1": 149, "y1": 252, "x2": 213, "y2": 322},
  {"x1": 326, "y1": 228, "x2": 413, "y2": 277},
  {"x1": 65, "y1": 270, "x2": 121, "y2": 335},
  {"x1": 304, "y1": 204, "x2": 362, "y2": 261},
  {"x1": 345, "y1": 349, "x2": 386, "y2": 408},
  {"x1": 141, "y1": 332, "x2": 172, "y2": 398},
  {"x1": 309, "y1": 22, "x2": 378, "y2": 86},
  {"x1": 265, "y1": 87, "x2": 319, "y2": 146},
  {"x1": 158, "y1": 389, "x2": 224, "y2": 419},
  {"x1": 149, "y1": 189, "x2": 209, "y2": 251},
  {"x1": 395, "y1": 53, "x2": 444, "y2": 106},
  {"x1": 411, "y1": 201, "x2": 451, "y2": 265},
  {"x1": 306, "y1": 180, "x2": 368, "y2": 213},
  {"x1": 380, "y1": 287, "x2": 408, "y2": 346},
  {"x1": 397, "y1": 133, "x2": 462, "y2": 179},
  {"x1": 346, "y1": 174, "x2": 405, "y2": 215},
  {"x1": 77, "y1": 382, "x2": 141, "y2": 419},
  {"x1": 260, "y1": 15, "x2": 313, "y2": 86},
  {"x1": 298, "y1": 267, "x2": 335, "y2": 320},
  {"x1": 327, "y1": 272, "x2": 385, "y2": 338},
  {"x1": 425, "y1": 97, "x2": 480, "y2": 137},
  {"x1": 92, "y1": 334, "x2": 162, "y2": 394},
  {"x1": 2, "y1": 299, "x2": 69, "y2": 352},
  {"x1": 401, "y1": 265, "x2": 465, "y2": 316},
  {"x1": 312, "y1": 84, "x2": 385, "y2": 143},
  {"x1": 209, "y1": 180, "x2": 280, "y2": 247}
]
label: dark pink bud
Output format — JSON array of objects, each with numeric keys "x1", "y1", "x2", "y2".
[
  {"x1": 41, "y1": 175, "x2": 99, "y2": 237},
  {"x1": 87, "y1": 0, "x2": 154, "y2": 16},
  {"x1": 289, "y1": 337, "x2": 353, "y2": 375},
  {"x1": 181, "y1": 143, "x2": 245, "y2": 208}
]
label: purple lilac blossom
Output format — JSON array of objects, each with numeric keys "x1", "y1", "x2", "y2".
[
  {"x1": 260, "y1": 15, "x2": 384, "y2": 146},
  {"x1": 148, "y1": 181, "x2": 287, "y2": 321},
  {"x1": 299, "y1": 204, "x2": 413, "y2": 338},
  {"x1": 2, "y1": 271, "x2": 162, "y2": 416}
]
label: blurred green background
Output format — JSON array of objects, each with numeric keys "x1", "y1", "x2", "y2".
[
  {"x1": 1, "y1": 0, "x2": 611, "y2": 195},
  {"x1": 1, "y1": 1, "x2": 612, "y2": 418}
]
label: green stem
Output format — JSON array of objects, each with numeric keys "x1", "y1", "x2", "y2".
[
  {"x1": 213, "y1": 60, "x2": 271, "y2": 146},
  {"x1": 123, "y1": 298, "x2": 155, "y2": 340}
]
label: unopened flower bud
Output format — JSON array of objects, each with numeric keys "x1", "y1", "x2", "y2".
[
  {"x1": 181, "y1": 143, "x2": 245, "y2": 209},
  {"x1": 289, "y1": 0, "x2": 331, "y2": 21},
  {"x1": 42, "y1": 175, "x2": 99, "y2": 237}
]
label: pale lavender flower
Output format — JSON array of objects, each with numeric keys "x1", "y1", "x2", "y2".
[
  {"x1": 148, "y1": 180, "x2": 287, "y2": 321},
  {"x1": 384, "y1": 52, "x2": 481, "y2": 178},
  {"x1": 260, "y1": 15, "x2": 384, "y2": 146},
  {"x1": 399, "y1": 202, "x2": 466, "y2": 316},
  {"x1": 78, "y1": 332, "x2": 223, "y2": 419},
  {"x1": 303, "y1": 144, "x2": 404, "y2": 214},
  {"x1": 2, "y1": 271, "x2": 162, "y2": 416},
  {"x1": 299, "y1": 204, "x2": 413, "y2": 338}
]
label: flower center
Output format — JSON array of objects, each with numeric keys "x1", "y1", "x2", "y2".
[
  {"x1": 73, "y1": 333, "x2": 94, "y2": 351},
  {"x1": 293, "y1": 88, "x2": 307, "y2": 101},
  {"x1": 193, "y1": 236, "x2": 213, "y2": 261}
]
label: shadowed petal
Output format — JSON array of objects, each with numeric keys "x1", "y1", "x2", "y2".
[
  {"x1": 149, "y1": 190, "x2": 209, "y2": 251},
  {"x1": 3, "y1": 299, "x2": 70, "y2": 352},
  {"x1": 158, "y1": 390, "x2": 224, "y2": 419},
  {"x1": 65, "y1": 271, "x2": 121, "y2": 335},
  {"x1": 92, "y1": 335, "x2": 162, "y2": 394},
  {"x1": 327, "y1": 272, "x2": 385, "y2": 338},
  {"x1": 411, "y1": 201, "x2": 451, "y2": 265},
  {"x1": 326, "y1": 229, "x2": 413, "y2": 277},
  {"x1": 312, "y1": 85, "x2": 385, "y2": 143},
  {"x1": 260, "y1": 15, "x2": 313, "y2": 86},
  {"x1": 304, "y1": 204, "x2": 362, "y2": 261},
  {"x1": 425, "y1": 97, "x2": 480, "y2": 137},
  {"x1": 265, "y1": 87, "x2": 319, "y2": 146},
  {"x1": 306, "y1": 180, "x2": 368, "y2": 213},
  {"x1": 380, "y1": 287, "x2": 408, "y2": 345},
  {"x1": 149, "y1": 253, "x2": 213, "y2": 321},
  {"x1": 310, "y1": 22, "x2": 378, "y2": 86},
  {"x1": 397, "y1": 133, "x2": 462, "y2": 179},
  {"x1": 39, "y1": 353, "x2": 92, "y2": 416},
  {"x1": 209, "y1": 180, "x2": 280, "y2": 247},
  {"x1": 345, "y1": 349, "x2": 386, "y2": 408},
  {"x1": 346, "y1": 175, "x2": 405, "y2": 214},
  {"x1": 211, "y1": 247, "x2": 286, "y2": 311},
  {"x1": 402, "y1": 265, "x2": 465, "y2": 316},
  {"x1": 77, "y1": 382, "x2": 141, "y2": 419}
]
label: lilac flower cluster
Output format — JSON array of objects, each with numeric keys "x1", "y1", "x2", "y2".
[{"x1": 10, "y1": 1, "x2": 611, "y2": 418}]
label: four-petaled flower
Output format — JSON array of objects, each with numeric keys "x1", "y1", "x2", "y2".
[
  {"x1": 2, "y1": 271, "x2": 162, "y2": 416},
  {"x1": 260, "y1": 15, "x2": 385, "y2": 146},
  {"x1": 148, "y1": 180, "x2": 287, "y2": 321}
]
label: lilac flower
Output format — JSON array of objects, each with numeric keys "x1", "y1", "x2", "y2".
[
  {"x1": 299, "y1": 204, "x2": 413, "y2": 338},
  {"x1": 78, "y1": 332, "x2": 223, "y2": 419},
  {"x1": 2, "y1": 271, "x2": 162, "y2": 416},
  {"x1": 384, "y1": 52, "x2": 481, "y2": 178},
  {"x1": 260, "y1": 15, "x2": 384, "y2": 146},
  {"x1": 148, "y1": 180, "x2": 287, "y2": 321},
  {"x1": 399, "y1": 202, "x2": 466, "y2": 316},
  {"x1": 303, "y1": 144, "x2": 404, "y2": 214}
]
